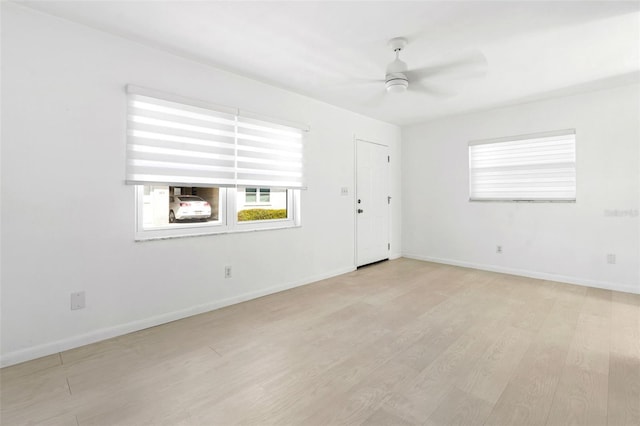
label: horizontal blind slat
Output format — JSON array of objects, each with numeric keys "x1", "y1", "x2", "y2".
[{"x1": 129, "y1": 94, "x2": 236, "y2": 126}]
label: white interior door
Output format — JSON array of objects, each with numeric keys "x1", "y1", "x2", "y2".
[{"x1": 356, "y1": 139, "x2": 390, "y2": 267}]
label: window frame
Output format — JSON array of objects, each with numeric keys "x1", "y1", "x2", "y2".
[{"x1": 134, "y1": 186, "x2": 299, "y2": 241}]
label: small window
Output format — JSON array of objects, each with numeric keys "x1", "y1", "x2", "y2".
[
  {"x1": 244, "y1": 188, "x2": 270, "y2": 204},
  {"x1": 468, "y1": 129, "x2": 576, "y2": 201},
  {"x1": 260, "y1": 188, "x2": 270, "y2": 203},
  {"x1": 245, "y1": 188, "x2": 257, "y2": 203}
]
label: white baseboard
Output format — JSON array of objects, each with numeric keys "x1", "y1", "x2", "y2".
[
  {"x1": 389, "y1": 252, "x2": 402, "y2": 260},
  {"x1": 402, "y1": 253, "x2": 640, "y2": 295},
  {"x1": 0, "y1": 266, "x2": 356, "y2": 368}
]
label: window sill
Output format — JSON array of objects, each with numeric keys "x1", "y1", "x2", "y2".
[
  {"x1": 135, "y1": 222, "x2": 300, "y2": 242},
  {"x1": 469, "y1": 199, "x2": 576, "y2": 203}
]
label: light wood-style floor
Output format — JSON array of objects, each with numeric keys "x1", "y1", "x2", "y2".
[{"x1": 2, "y1": 258, "x2": 639, "y2": 426}]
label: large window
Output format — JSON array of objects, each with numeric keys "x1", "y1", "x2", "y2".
[
  {"x1": 468, "y1": 129, "x2": 576, "y2": 201},
  {"x1": 126, "y1": 86, "x2": 306, "y2": 240}
]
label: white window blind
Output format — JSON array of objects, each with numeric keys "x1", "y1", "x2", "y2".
[
  {"x1": 126, "y1": 86, "x2": 306, "y2": 189},
  {"x1": 468, "y1": 130, "x2": 576, "y2": 201},
  {"x1": 236, "y1": 116, "x2": 304, "y2": 189}
]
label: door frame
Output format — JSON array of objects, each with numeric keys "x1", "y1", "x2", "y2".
[{"x1": 354, "y1": 137, "x2": 390, "y2": 268}]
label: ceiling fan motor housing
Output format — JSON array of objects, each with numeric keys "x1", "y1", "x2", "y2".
[
  {"x1": 385, "y1": 37, "x2": 409, "y2": 93},
  {"x1": 385, "y1": 72, "x2": 409, "y2": 93}
]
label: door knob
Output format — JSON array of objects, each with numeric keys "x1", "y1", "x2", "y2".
[{"x1": 357, "y1": 209, "x2": 364, "y2": 214}]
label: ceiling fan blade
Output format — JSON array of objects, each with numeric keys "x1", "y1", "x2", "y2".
[
  {"x1": 406, "y1": 50, "x2": 488, "y2": 82},
  {"x1": 352, "y1": 77, "x2": 386, "y2": 85},
  {"x1": 362, "y1": 90, "x2": 388, "y2": 106},
  {"x1": 329, "y1": 77, "x2": 385, "y2": 92},
  {"x1": 334, "y1": 77, "x2": 384, "y2": 86},
  {"x1": 409, "y1": 82, "x2": 458, "y2": 98}
]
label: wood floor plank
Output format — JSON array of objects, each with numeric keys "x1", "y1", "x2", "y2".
[
  {"x1": 0, "y1": 365, "x2": 76, "y2": 426},
  {"x1": 300, "y1": 359, "x2": 418, "y2": 425},
  {"x1": 0, "y1": 364, "x2": 70, "y2": 410},
  {"x1": 363, "y1": 406, "x2": 416, "y2": 426},
  {"x1": 546, "y1": 366, "x2": 608, "y2": 426},
  {"x1": 608, "y1": 291, "x2": 640, "y2": 426},
  {"x1": 484, "y1": 286, "x2": 585, "y2": 426},
  {"x1": 0, "y1": 353, "x2": 61, "y2": 382},
  {"x1": 226, "y1": 322, "x2": 414, "y2": 424},
  {"x1": 424, "y1": 386, "x2": 494, "y2": 426},
  {"x1": 1, "y1": 410, "x2": 78, "y2": 426},
  {"x1": 185, "y1": 307, "x2": 397, "y2": 424},
  {"x1": 608, "y1": 352, "x2": 640, "y2": 426},
  {"x1": 457, "y1": 325, "x2": 534, "y2": 405},
  {"x1": 545, "y1": 287, "x2": 612, "y2": 426},
  {"x1": 564, "y1": 311, "x2": 611, "y2": 374},
  {"x1": 381, "y1": 303, "x2": 514, "y2": 423}
]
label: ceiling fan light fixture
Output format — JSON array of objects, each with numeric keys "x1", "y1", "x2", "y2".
[{"x1": 385, "y1": 73, "x2": 408, "y2": 93}]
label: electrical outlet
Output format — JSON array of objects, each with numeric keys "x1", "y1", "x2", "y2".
[
  {"x1": 70, "y1": 291, "x2": 85, "y2": 310},
  {"x1": 496, "y1": 245, "x2": 503, "y2": 254},
  {"x1": 607, "y1": 254, "x2": 616, "y2": 264},
  {"x1": 225, "y1": 266, "x2": 232, "y2": 278},
  {"x1": 340, "y1": 187, "x2": 349, "y2": 196}
]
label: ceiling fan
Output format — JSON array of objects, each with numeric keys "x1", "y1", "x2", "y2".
[{"x1": 373, "y1": 37, "x2": 487, "y2": 97}]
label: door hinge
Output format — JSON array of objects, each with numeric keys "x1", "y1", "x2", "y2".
[
  {"x1": 388, "y1": 196, "x2": 392, "y2": 204},
  {"x1": 387, "y1": 155, "x2": 390, "y2": 163},
  {"x1": 388, "y1": 243, "x2": 390, "y2": 250}
]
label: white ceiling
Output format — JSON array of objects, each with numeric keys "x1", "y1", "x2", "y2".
[{"x1": 16, "y1": 0, "x2": 640, "y2": 126}]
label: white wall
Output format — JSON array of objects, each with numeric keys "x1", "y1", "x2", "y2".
[
  {"x1": 402, "y1": 83, "x2": 640, "y2": 294},
  {"x1": 0, "y1": 4, "x2": 402, "y2": 366}
]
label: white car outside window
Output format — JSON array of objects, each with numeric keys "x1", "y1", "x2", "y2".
[{"x1": 169, "y1": 195, "x2": 212, "y2": 222}]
